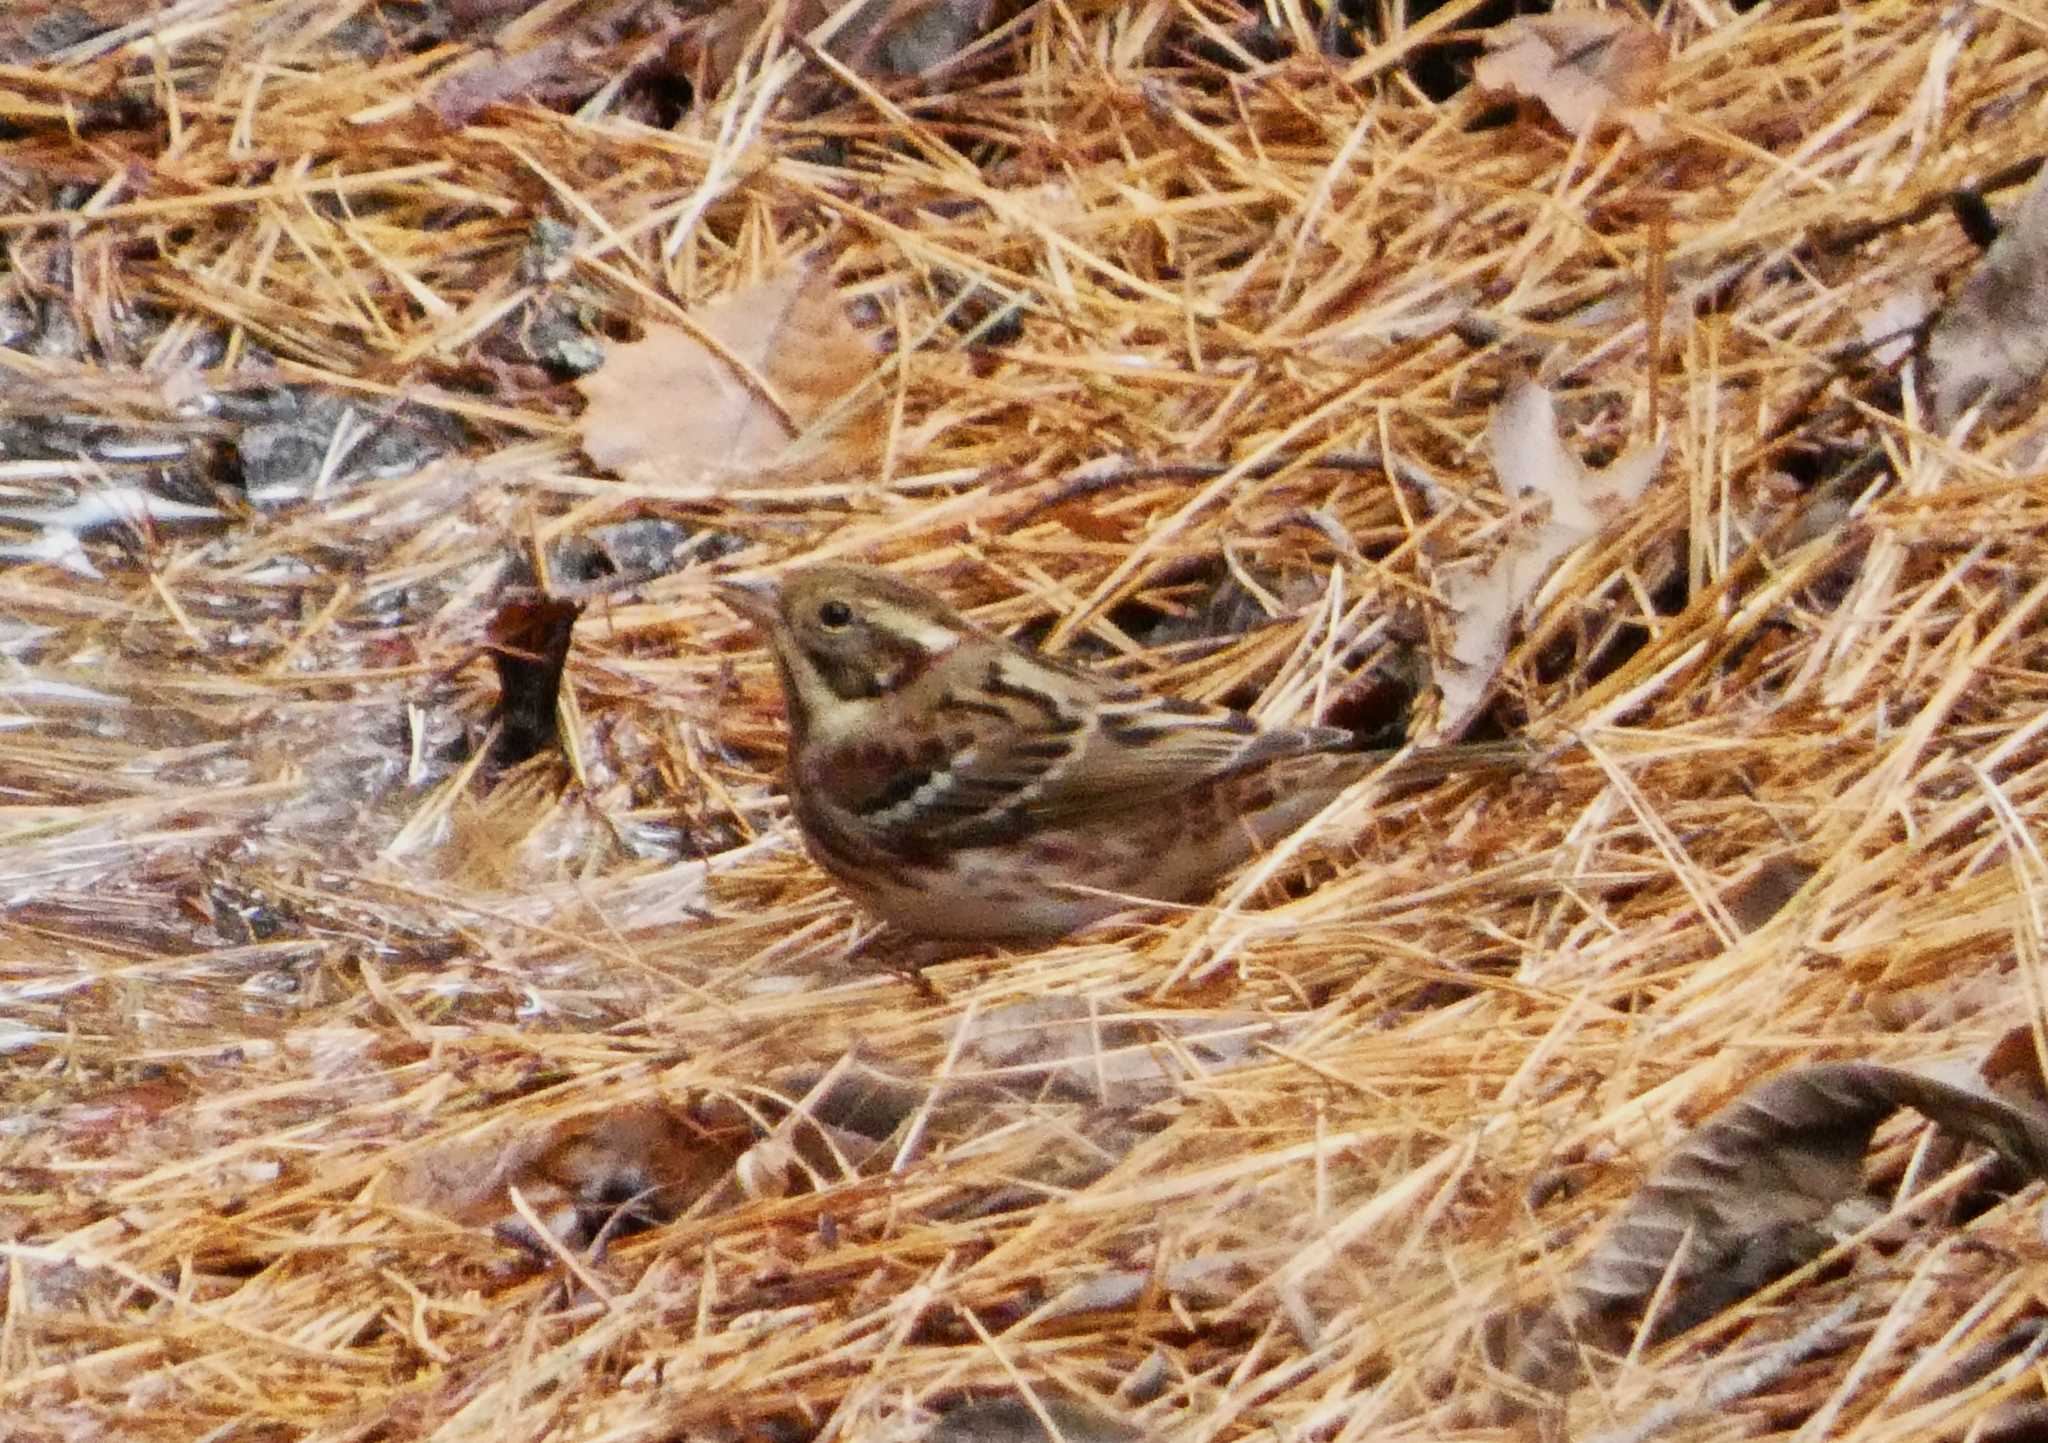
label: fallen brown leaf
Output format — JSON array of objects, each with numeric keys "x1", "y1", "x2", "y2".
[
  {"x1": 576, "y1": 260, "x2": 884, "y2": 493},
  {"x1": 1484, "y1": 1060, "x2": 2048, "y2": 1417},
  {"x1": 1473, "y1": 12, "x2": 1667, "y2": 144},
  {"x1": 1435, "y1": 380, "x2": 1663, "y2": 737}
]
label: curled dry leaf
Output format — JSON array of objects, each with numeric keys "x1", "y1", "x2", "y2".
[
  {"x1": 575, "y1": 261, "x2": 883, "y2": 493},
  {"x1": 1485, "y1": 1061, "x2": 2048, "y2": 1415},
  {"x1": 1925, "y1": 168, "x2": 2048, "y2": 429},
  {"x1": 1435, "y1": 380, "x2": 1663, "y2": 738},
  {"x1": 1473, "y1": 12, "x2": 1667, "y2": 144}
]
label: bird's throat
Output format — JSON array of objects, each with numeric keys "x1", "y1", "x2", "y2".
[{"x1": 802, "y1": 633, "x2": 953, "y2": 705}]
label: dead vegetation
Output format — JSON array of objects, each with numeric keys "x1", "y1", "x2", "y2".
[{"x1": 2, "y1": 0, "x2": 2048, "y2": 1439}]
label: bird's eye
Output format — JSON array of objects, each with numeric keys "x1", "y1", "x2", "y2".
[{"x1": 817, "y1": 599, "x2": 854, "y2": 629}]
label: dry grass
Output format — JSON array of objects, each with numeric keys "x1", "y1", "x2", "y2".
[{"x1": 2, "y1": 0, "x2": 2047, "y2": 1439}]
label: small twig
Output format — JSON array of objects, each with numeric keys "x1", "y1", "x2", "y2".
[
  {"x1": 1003, "y1": 447, "x2": 1456, "y2": 530},
  {"x1": 1806, "y1": 155, "x2": 2044, "y2": 258},
  {"x1": 1644, "y1": 201, "x2": 1669, "y2": 441}
]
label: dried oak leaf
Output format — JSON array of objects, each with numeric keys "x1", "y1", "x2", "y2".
[
  {"x1": 576, "y1": 261, "x2": 883, "y2": 493},
  {"x1": 1486, "y1": 1061, "x2": 2048, "y2": 1414},
  {"x1": 1473, "y1": 12, "x2": 1667, "y2": 144},
  {"x1": 1926, "y1": 167, "x2": 2048, "y2": 429},
  {"x1": 1435, "y1": 380, "x2": 1663, "y2": 737}
]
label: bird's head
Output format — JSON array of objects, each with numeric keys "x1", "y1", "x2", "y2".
[{"x1": 719, "y1": 563, "x2": 978, "y2": 737}]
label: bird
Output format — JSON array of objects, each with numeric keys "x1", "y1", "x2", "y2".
[{"x1": 719, "y1": 562, "x2": 1521, "y2": 942}]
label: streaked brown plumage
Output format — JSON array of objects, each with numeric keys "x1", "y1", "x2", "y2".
[{"x1": 722, "y1": 563, "x2": 1516, "y2": 942}]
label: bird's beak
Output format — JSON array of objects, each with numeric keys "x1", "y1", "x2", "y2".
[{"x1": 715, "y1": 576, "x2": 781, "y2": 630}]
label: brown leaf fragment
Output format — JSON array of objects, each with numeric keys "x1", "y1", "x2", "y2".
[
  {"x1": 712, "y1": 1057, "x2": 963, "y2": 1201},
  {"x1": 1868, "y1": 966, "x2": 2018, "y2": 1033},
  {"x1": 719, "y1": 1058, "x2": 918, "y2": 1199},
  {"x1": 1043, "y1": 499, "x2": 1127, "y2": 543},
  {"x1": 1966, "y1": 1397, "x2": 2048, "y2": 1443},
  {"x1": 427, "y1": 0, "x2": 672, "y2": 124},
  {"x1": 488, "y1": 595, "x2": 581, "y2": 766},
  {"x1": 1981, "y1": 1025, "x2": 2048, "y2": 1114},
  {"x1": 1486, "y1": 1061, "x2": 2048, "y2": 1414},
  {"x1": 1435, "y1": 380, "x2": 1663, "y2": 738},
  {"x1": 575, "y1": 261, "x2": 883, "y2": 492},
  {"x1": 1926, "y1": 168, "x2": 2048, "y2": 429},
  {"x1": 1473, "y1": 12, "x2": 1667, "y2": 144}
]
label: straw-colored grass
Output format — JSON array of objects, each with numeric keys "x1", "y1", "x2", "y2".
[{"x1": 2, "y1": 0, "x2": 2046, "y2": 1439}]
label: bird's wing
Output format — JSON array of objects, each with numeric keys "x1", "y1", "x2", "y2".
[{"x1": 850, "y1": 652, "x2": 1348, "y2": 846}]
